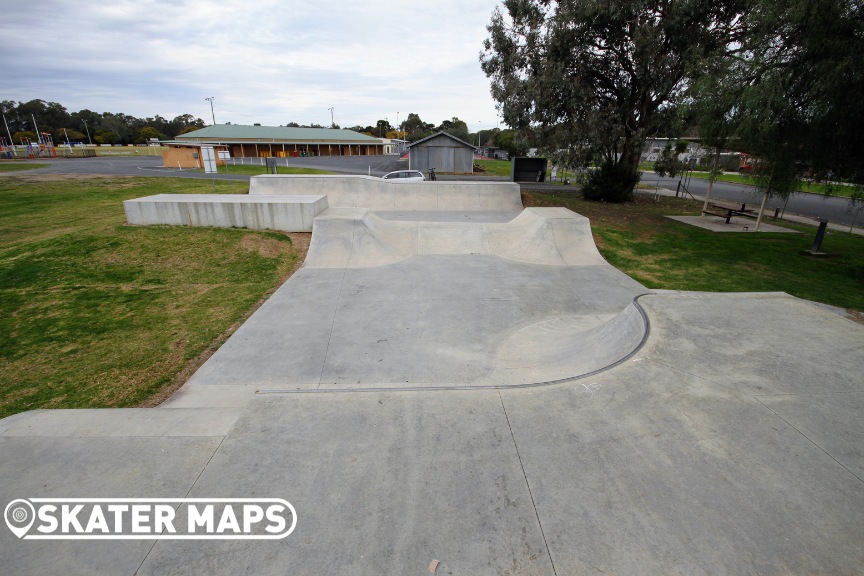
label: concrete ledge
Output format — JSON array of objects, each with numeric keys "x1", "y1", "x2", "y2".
[
  {"x1": 248, "y1": 175, "x2": 523, "y2": 211},
  {"x1": 123, "y1": 194, "x2": 328, "y2": 232}
]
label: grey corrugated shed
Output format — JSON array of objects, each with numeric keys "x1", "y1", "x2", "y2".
[
  {"x1": 408, "y1": 131, "x2": 476, "y2": 173},
  {"x1": 408, "y1": 131, "x2": 477, "y2": 150}
]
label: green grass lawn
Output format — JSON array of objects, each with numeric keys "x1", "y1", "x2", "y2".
[
  {"x1": 475, "y1": 159, "x2": 511, "y2": 176},
  {"x1": 0, "y1": 175, "x2": 304, "y2": 419},
  {"x1": 524, "y1": 191, "x2": 864, "y2": 311},
  {"x1": 94, "y1": 146, "x2": 166, "y2": 156},
  {"x1": 0, "y1": 163, "x2": 49, "y2": 172}
]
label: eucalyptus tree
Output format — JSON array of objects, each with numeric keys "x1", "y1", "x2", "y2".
[
  {"x1": 690, "y1": 0, "x2": 864, "y2": 226},
  {"x1": 481, "y1": 0, "x2": 749, "y2": 201}
]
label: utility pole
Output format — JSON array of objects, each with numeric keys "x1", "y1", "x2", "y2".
[{"x1": 205, "y1": 97, "x2": 216, "y2": 125}]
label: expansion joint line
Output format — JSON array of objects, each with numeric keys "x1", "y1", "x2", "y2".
[
  {"x1": 317, "y1": 259, "x2": 350, "y2": 389},
  {"x1": 317, "y1": 266, "x2": 347, "y2": 388},
  {"x1": 498, "y1": 390, "x2": 559, "y2": 576},
  {"x1": 754, "y1": 397, "x2": 864, "y2": 486},
  {"x1": 134, "y1": 436, "x2": 227, "y2": 575}
]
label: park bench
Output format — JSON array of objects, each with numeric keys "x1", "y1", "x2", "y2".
[{"x1": 702, "y1": 201, "x2": 757, "y2": 224}]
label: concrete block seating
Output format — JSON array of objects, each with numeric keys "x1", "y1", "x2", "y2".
[{"x1": 123, "y1": 193, "x2": 328, "y2": 232}]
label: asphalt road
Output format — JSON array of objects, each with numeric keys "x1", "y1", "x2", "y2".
[
  {"x1": 639, "y1": 171, "x2": 862, "y2": 227},
  {"x1": 11, "y1": 155, "x2": 863, "y2": 227}
]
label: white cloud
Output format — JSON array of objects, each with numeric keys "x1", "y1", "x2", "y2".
[{"x1": 1, "y1": 0, "x2": 504, "y2": 129}]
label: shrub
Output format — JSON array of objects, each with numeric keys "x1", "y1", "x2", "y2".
[{"x1": 581, "y1": 162, "x2": 640, "y2": 203}]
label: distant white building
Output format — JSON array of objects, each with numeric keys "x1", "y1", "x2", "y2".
[{"x1": 642, "y1": 138, "x2": 709, "y2": 163}]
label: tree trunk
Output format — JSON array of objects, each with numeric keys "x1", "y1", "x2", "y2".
[{"x1": 701, "y1": 147, "x2": 721, "y2": 217}]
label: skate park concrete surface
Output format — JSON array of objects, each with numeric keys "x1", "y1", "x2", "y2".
[{"x1": 2, "y1": 177, "x2": 863, "y2": 574}]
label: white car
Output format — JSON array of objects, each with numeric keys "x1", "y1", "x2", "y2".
[{"x1": 382, "y1": 170, "x2": 426, "y2": 181}]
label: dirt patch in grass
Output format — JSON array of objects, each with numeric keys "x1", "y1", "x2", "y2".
[
  {"x1": 240, "y1": 234, "x2": 293, "y2": 258},
  {"x1": 846, "y1": 309, "x2": 864, "y2": 325}
]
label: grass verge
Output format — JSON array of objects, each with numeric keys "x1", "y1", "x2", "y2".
[
  {"x1": 524, "y1": 191, "x2": 864, "y2": 312},
  {"x1": 94, "y1": 146, "x2": 166, "y2": 156},
  {"x1": 475, "y1": 159, "x2": 512, "y2": 176},
  {"x1": 0, "y1": 163, "x2": 49, "y2": 172},
  {"x1": 0, "y1": 175, "x2": 307, "y2": 419}
]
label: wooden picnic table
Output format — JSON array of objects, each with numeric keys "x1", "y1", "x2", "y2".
[{"x1": 702, "y1": 201, "x2": 757, "y2": 224}]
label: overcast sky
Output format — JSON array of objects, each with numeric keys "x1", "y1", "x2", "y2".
[{"x1": 2, "y1": 0, "x2": 505, "y2": 130}]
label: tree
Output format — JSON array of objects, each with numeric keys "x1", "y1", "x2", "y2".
[
  {"x1": 481, "y1": 0, "x2": 748, "y2": 201},
  {"x1": 375, "y1": 119, "x2": 392, "y2": 137},
  {"x1": 53, "y1": 128, "x2": 86, "y2": 143},
  {"x1": 493, "y1": 129, "x2": 527, "y2": 157},
  {"x1": 94, "y1": 131, "x2": 117, "y2": 145},
  {"x1": 653, "y1": 140, "x2": 689, "y2": 178},
  {"x1": 437, "y1": 117, "x2": 470, "y2": 143},
  {"x1": 176, "y1": 125, "x2": 199, "y2": 135},
  {"x1": 70, "y1": 109, "x2": 101, "y2": 141},
  {"x1": 403, "y1": 113, "x2": 435, "y2": 141},
  {"x1": 751, "y1": 0, "x2": 864, "y2": 184},
  {"x1": 12, "y1": 131, "x2": 37, "y2": 144},
  {"x1": 689, "y1": 0, "x2": 864, "y2": 226},
  {"x1": 136, "y1": 126, "x2": 164, "y2": 143}
]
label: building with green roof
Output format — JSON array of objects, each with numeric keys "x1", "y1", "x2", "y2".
[{"x1": 174, "y1": 124, "x2": 384, "y2": 158}]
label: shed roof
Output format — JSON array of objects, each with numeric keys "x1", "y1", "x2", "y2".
[
  {"x1": 177, "y1": 124, "x2": 382, "y2": 143},
  {"x1": 408, "y1": 131, "x2": 477, "y2": 150}
]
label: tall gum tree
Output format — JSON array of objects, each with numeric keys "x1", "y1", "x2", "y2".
[{"x1": 481, "y1": 0, "x2": 749, "y2": 200}]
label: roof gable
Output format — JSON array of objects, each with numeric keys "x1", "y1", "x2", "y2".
[{"x1": 408, "y1": 131, "x2": 477, "y2": 149}]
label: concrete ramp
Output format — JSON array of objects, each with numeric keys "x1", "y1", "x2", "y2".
[
  {"x1": 304, "y1": 209, "x2": 418, "y2": 268},
  {"x1": 487, "y1": 303, "x2": 647, "y2": 385},
  {"x1": 486, "y1": 208, "x2": 607, "y2": 266},
  {"x1": 249, "y1": 175, "x2": 522, "y2": 211},
  {"x1": 304, "y1": 207, "x2": 609, "y2": 268}
]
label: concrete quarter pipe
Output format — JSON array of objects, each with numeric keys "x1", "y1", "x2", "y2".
[{"x1": 179, "y1": 177, "x2": 650, "y2": 392}]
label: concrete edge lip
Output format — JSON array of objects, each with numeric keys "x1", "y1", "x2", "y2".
[
  {"x1": 123, "y1": 194, "x2": 327, "y2": 204},
  {"x1": 253, "y1": 293, "x2": 653, "y2": 395}
]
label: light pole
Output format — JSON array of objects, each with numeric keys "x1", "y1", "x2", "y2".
[
  {"x1": 82, "y1": 120, "x2": 92, "y2": 145},
  {"x1": 396, "y1": 112, "x2": 400, "y2": 139},
  {"x1": 328, "y1": 107, "x2": 334, "y2": 128},
  {"x1": 205, "y1": 97, "x2": 216, "y2": 125}
]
